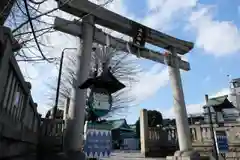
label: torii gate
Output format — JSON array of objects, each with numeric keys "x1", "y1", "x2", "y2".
[{"x1": 55, "y1": 0, "x2": 199, "y2": 159}]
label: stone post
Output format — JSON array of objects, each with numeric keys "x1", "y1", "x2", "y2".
[
  {"x1": 20, "y1": 82, "x2": 31, "y2": 122},
  {"x1": 195, "y1": 125, "x2": 203, "y2": 143},
  {"x1": 140, "y1": 109, "x2": 149, "y2": 156},
  {"x1": 0, "y1": 27, "x2": 13, "y2": 105},
  {"x1": 63, "y1": 97, "x2": 70, "y2": 122}
]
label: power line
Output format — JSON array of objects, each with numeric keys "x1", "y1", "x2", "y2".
[
  {"x1": 12, "y1": 0, "x2": 73, "y2": 33},
  {"x1": 12, "y1": 0, "x2": 114, "y2": 33},
  {"x1": 23, "y1": 0, "x2": 53, "y2": 62},
  {"x1": 17, "y1": 57, "x2": 58, "y2": 62},
  {"x1": 29, "y1": 0, "x2": 48, "y2": 5},
  {"x1": 13, "y1": 26, "x2": 53, "y2": 37},
  {"x1": 13, "y1": 0, "x2": 116, "y2": 63}
]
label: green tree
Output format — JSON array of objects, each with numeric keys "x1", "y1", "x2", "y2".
[{"x1": 135, "y1": 110, "x2": 163, "y2": 138}]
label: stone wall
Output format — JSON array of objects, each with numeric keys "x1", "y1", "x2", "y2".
[{"x1": 193, "y1": 143, "x2": 240, "y2": 159}]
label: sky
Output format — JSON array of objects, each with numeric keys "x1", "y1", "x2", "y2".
[{"x1": 17, "y1": 0, "x2": 240, "y2": 124}]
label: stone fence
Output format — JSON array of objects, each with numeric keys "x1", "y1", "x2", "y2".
[
  {"x1": 0, "y1": 26, "x2": 41, "y2": 158},
  {"x1": 38, "y1": 118, "x2": 65, "y2": 154},
  {"x1": 140, "y1": 109, "x2": 240, "y2": 159}
]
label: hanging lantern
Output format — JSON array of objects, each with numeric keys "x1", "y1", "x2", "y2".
[{"x1": 79, "y1": 68, "x2": 125, "y2": 119}]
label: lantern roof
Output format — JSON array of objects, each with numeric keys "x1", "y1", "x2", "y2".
[{"x1": 79, "y1": 69, "x2": 125, "y2": 94}]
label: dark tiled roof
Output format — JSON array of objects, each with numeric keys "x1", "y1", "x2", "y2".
[{"x1": 205, "y1": 95, "x2": 235, "y2": 111}]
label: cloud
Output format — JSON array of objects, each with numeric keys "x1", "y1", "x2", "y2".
[
  {"x1": 189, "y1": 6, "x2": 240, "y2": 56},
  {"x1": 143, "y1": 0, "x2": 198, "y2": 31},
  {"x1": 94, "y1": 0, "x2": 198, "y2": 37},
  {"x1": 162, "y1": 103, "x2": 203, "y2": 119},
  {"x1": 161, "y1": 87, "x2": 230, "y2": 118},
  {"x1": 18, "y1": 60, "x2": 60, "y2": 116},
  {"x1": 130, "y1": 64, "x2": 169, "y2": 103},
  {"x1": 210, "y1": 87, "x2": 230, "y2": 98},
  {"x1": 37, "y1": 104, "x2": 51, "y2": 117}
]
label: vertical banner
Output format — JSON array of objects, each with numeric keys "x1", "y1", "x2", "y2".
[
  {"x1": 84, "y1": 123, "x2": 112, "y2": 158},
  {"x1": 214, "y1": 130, "x2": 229, "y2": 154}
]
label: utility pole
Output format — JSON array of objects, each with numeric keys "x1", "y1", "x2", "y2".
[
  {"x1": 52, "y1": 48, "x2": 76, "y2": 119},
  {"x1": 64, "y1": 15, "x2": 94, "y2": 153},
  {"x1": 204, "y1": 94, "x2": 218, "y2": 160}
]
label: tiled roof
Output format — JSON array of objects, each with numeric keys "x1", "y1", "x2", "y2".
[
  {"x1": 86, "y1": 119, "x2": 136, "y2": 132},
  {"x1": 204, "y1": 95, "x2": 235, "y2": 111}
]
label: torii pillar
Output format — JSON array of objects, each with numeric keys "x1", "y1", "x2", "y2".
[
  {"x1": 63, "y1": 15, "x2": 94, "y2": 159},
  {"x1": 166, "y1": 48, "x2": 200, "y2": 160}
]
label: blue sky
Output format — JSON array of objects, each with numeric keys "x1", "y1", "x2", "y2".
[{"x1": 17, "y1": 0, "x2": 240, "y2": 124}]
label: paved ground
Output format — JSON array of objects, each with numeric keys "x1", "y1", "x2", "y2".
[
  {"x1": 101, "y1": 151, "x2": 166, "y2": 160},
  {"x1": 12, "y1": 150, "x2": 166, "y2": 160}
]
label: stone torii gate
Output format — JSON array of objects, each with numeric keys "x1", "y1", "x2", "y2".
[{"x1": 54, "y1": 0, "x2": 199, "y2": 159}]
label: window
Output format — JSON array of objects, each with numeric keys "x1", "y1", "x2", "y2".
[
  {"x1": 14, "y1": 91, "x2": 20, "y2": 107},
  {"x1": 233, "y1": 81, "x2": 240, "y2": 88},
  {"x1": 230, "y1": 83, "x2": 234, "y2": 89}
]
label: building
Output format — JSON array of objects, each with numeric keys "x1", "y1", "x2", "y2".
[
  {"x1": 85, "y1": 119, "x2": 139, "y2": 150},
  {"x1": 203, "y1": 95, "x2": 239, "y2": 123},
  {"x1": 229, "y1": 78, "x2": 240, "y2": 109},
  {"x1": 106, "y1": 119, "x2": 138, "y2": 149}
]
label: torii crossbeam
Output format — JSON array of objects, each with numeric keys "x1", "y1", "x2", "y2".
[
  {"x1": 54, "y1": 17, "x2": 190, "y2": 71},
  {"x1": 57, "y1": 0, "x2": 194, "y2": 55},
  {"x1": 56, "y1": 0, "x2": 198, "y2": 159}
]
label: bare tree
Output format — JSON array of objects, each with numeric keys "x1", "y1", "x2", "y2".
[
  {"x1": 2, "y1": 0, "x2": 77, "y2": 65},
  {"x1": 4, "y1": 0, "x2": 140, "y2": 117},
  {"x1": 47, "y1": 43, "x2": 141, "y2": 117},
  {"x1": 4, "y1": 0, "x2": 115, "y2": 63}
]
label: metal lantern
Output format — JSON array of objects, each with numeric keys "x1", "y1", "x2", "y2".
[{"x1": 79, "y1": 68, "x2": 125, "y2": 120}]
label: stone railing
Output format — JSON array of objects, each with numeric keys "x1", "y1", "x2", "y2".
[
  {"x1": 0, "y1": 26, "x2": 41, "y2": 158},
  {"x1": 140, "y1": 109, "x2": 240, "y2": 159},
  {"x1": 140, "y1": 109, "x2": 178, "y2": 157},
  {"x1": 40, "y1": 118, "x2": 65, "y2": 137},
  {"x1": 38, "y1": 118, "x2": 65, "y2": 153}
]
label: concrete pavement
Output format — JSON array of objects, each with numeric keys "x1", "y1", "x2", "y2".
[{"x1": 101, "y1": 150, "x2": 166, "y2": 160}]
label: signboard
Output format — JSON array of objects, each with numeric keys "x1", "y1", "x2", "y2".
[
  {"x1": 92, "y1": 92, "x2": 111, "y2": 110},
  {"x1": 84, "y1": 123, "x2": 112, "y2": 158},
  {"x1": 214, "y1": 130, "x2": 229, "y2": 153},
  {"x1": 89, "y1": 89, "x2": 112, "y2": 117},
  {"x1": 132, "y1": 25, "x2": 147, "y2": 47}
]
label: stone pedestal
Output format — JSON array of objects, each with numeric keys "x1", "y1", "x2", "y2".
[
  {"x1": 166, "y1": 150, "x2": 200, "y2": 160},
  {"x1": 66, "y1": 151, "x2": 86, "y2": 160}
]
